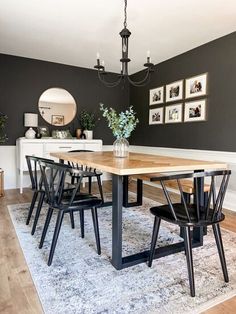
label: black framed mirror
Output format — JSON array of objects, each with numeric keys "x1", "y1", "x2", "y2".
[{"x1": 38, "y1": 88, "x2": 77, "y2": 126}]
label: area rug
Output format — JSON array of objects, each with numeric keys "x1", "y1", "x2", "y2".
[{"x1": 7, "y1": 195, "x2": 236, "y2": 314}]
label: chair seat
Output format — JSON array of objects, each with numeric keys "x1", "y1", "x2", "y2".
[
  {"x1": 131, "y1": 173, "x2": 210, "y2": 194},
  {"x1": 56, "y1": 193, "x2": 102, "y2": 211},
  {"x1": 70, "y1": 171, "x2": 102, "y2": 178},
  {"x1": 150, "y1": 203, "x2": 225, "y2": 226}
]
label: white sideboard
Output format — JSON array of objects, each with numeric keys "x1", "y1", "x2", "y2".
[{"x1": 16, "y1": 137, "x2": 103, "y2": 193}]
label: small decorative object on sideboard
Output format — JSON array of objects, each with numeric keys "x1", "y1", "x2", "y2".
[
  {"x1": 75, "y1": 128, "x2": 82, "y2": 139},
  {"x1": 52, "y1": 130, "x2": 72, "y2": 139},
  {"x1": 100, "y1": 104, "x2": 139, "y2": 158},
  {"x1": 38, "y1": 126, "x2": 50, "y2": 137},
  {"x1": 80, "y1": 130, "x2": 86, "y2": 139},
  {"x1": 24, "y1": 113, "x2": 38, "y2": 139},
  {"x1": 35, "y1": 128, "x2": 42, "y2": 139},
  {"x1": 79, "y1": 110, "x2": 96, "y2": 140}
]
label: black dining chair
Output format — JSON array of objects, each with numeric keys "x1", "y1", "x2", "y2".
[
  {"x1": 25, "y1": 155, "x2": 75, "y2": 235},
  {"x1": 38, "y1": 160, "x2": 103, "y2": 266},
  {"x1": 148, "y1": 170, "x2": 231, "y2": 297},
  {"x1": 67, "y1": 150, "x2": 104, "y2": 203},
  {"x1": 25, "y1": 156, "x2": 54, "y2": 234}
]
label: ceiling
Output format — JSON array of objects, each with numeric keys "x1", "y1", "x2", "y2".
[{"x1": 0, "y1": 0, "x2": 236, "y2": 74}]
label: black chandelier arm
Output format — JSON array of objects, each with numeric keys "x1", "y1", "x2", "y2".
[
  {"x1": 127, "y1": 67, "x2": 153, "y2": 87},
  {"x1": 97, "y1": 71, "x2": 123, "y2": 88}
]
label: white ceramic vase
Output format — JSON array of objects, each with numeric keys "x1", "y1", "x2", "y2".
[
  {"x1": 84, "y1": 130, "x2": 93, "y2": 140},
  {"x1": 25, "y1": 127, "x2": 36, "y2": 139}
]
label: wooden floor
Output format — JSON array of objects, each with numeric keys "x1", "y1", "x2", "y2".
[{"x1": 0, "y1": 181, "x2": 236, "y2": 314}]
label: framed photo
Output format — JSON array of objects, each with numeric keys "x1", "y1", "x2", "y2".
[
  {"x1": 185, "y1": 73, "x2": 207, "y2": 98},
  {"x1": 149, "y1": 107, "x2": 164, "y2": 125},
  {"x1": 166, "y1": 80, "x2": 183, "y2": 102},
  {"x1": 184, "y1": 99, "x2": 206, "y2": 122},
  {"x1": 149, "y1": 86, "x2": 164, "y2": 105},
  {"x1": 51, "y1": 115, "x2": 64, "y2": 126},
  {"x1": 165, "y1": 103, "x2": 182, "y2": 123},
  {"x1": 38, "y1": 126, "x2": 50, "y2": 137}
]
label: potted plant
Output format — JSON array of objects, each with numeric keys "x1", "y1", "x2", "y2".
[
  {"x1": 100, "y1": 104, "x2": 139, "y2": 157},
  {"x1": 0, "y1": 113, "x2": 7, "y2": 144},
  {"x1": 79, "y1": 110, "x2": 96, "y2": 140}
]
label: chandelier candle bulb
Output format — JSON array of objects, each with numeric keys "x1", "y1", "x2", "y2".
[
  {"x1": 147, "y1": 50, "x2": 150, "y2": 57},
  {"x1": 101, "y1": 60, "x2": 105, "y2": 67},
  {"x1": 96, "y1": 52, "x2": 100, "y2": 66}
]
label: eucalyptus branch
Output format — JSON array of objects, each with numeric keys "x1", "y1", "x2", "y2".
[{"x1": 100, "y1": 104, "x2": 139, "y2": 139}]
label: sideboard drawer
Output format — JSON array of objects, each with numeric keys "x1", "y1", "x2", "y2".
[
  {"x1": 44, "y1": 143, "x2": 85, "y2": 152},
  {"x1": 22, "y1": 143, "x2": 44, "y2": 170},
  {"x1": 44, "y1": 143, "x2": 85, "y2": 160}
]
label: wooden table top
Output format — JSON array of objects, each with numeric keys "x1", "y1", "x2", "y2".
[{"x1": 50, "y1": 151, "x2": 227, "y2": 176}]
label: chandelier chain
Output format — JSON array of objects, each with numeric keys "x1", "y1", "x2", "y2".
[{"x1": 124, "y1": 0, "x2": 127, "y2": 28}]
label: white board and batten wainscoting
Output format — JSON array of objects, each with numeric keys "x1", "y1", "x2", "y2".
[
  {"x1": 0, "y1": 141, "x2": 236, "y2": 211},
  {"x1": 16, "y1": 138, "x2": 103, "y2": 193}
]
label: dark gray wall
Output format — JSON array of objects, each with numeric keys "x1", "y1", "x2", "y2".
[
  {"x1": 0, "y1": 54, "x2": 129, "y2": 145},
  {"x1": 1, "y1": 31, "x2": 236, "y2": 150},
  {"x1": 130, "y1": 31, "x2": 236, "y2": 151}
]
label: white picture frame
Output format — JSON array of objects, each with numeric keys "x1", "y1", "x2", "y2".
[
  {"x1": 166, "y1": 80, "x2": 183, "y2": 102},
  {"x1": 185, "y1": 73, "x2": 208, "y2": 99},
  {"x1": 149, "y1": 107, "x2": 164, "y2": 125},
  {"x1": 149, "y1": 86, "x2": 164, "y2": 105},
  {"x1": 165, "y1": 103, "x2": 183, "y2": 123},
  {"x1": 184, "y1": 99, "x2": 206, "y2": 122}
]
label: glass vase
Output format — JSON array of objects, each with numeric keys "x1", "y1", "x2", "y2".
[{"x1": 113, "y1": 138, "x2": 129, "y2": 158}]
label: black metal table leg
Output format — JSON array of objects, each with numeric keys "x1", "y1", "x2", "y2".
[
  {"x1": 123, "y1": 176, "x2": 143, "y2": 208},
  {"x1": 111, "y1": 174, "x2": 123, "y2": 270},
  {"x1": 193, "y1": 170, "x2": 204, "y2": 245}
]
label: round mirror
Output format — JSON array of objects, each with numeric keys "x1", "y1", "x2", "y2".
[{"x1": 38, "y1": 88, "x2": 77, "y2": 126}]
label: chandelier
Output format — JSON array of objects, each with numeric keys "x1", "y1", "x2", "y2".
[{"x1": 94, "y1": 0, "x2": 155, "y2": 87}]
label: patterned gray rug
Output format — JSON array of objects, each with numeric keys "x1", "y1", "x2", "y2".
[{"x1": 7, "y1": 195, "x2": 236, "y2": 314}]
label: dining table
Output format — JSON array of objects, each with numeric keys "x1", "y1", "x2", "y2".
[{"x1": 50, "y1": 151, "x2": 227, "y2": 270}]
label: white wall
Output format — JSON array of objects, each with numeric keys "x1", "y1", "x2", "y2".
[
  {"x1": 1, "y1": 144, "x2": 236, "y2": 211},
  {"x1": 0, "y1": 146, "x2": 18, "y2": 189},
  {"x1": 0, "y1": 146, "x2": 32, "y2": 189}
]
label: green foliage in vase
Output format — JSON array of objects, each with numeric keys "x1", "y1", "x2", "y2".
[
  {"x1": 79, "y1": 110, "x2": 96, "y2": 130},
  {"x1": 100, "y1": 104, "x2": 139, "y2": 139},
  {"x1": 0, "y1": 114, "x2": 7, "y2": 144}
]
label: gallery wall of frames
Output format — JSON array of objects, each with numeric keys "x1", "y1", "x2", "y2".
[
  {"x1": 127, "y1": 31, "x2": 236, "y2": 151},
  {"x1": 149, "y1": 73, "x2": 207, "y2": 125}
]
